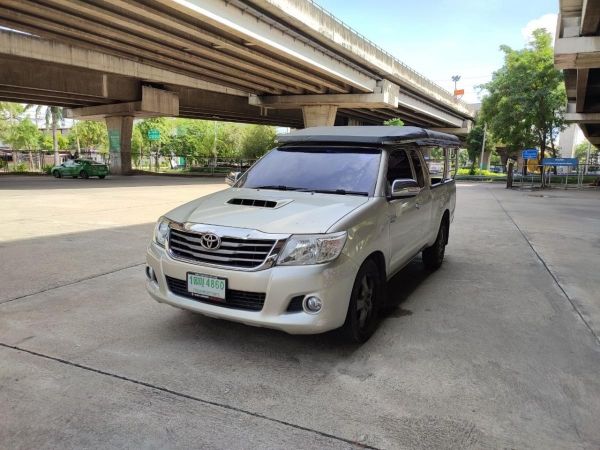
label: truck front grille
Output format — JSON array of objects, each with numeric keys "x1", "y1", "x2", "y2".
[
  {"x1": 165, "y1": 276, "x2": 265, "y2": 311},
  {"x1": 168, "y1": 228, "x2": 277, "y2": 269}
]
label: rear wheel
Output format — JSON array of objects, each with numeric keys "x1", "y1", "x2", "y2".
[
  {"x1": 422, "y1": 219, "x2": 448, "y2": 271},
  {"x1": 341, "y1": 259, "x2": 383, "y2": 343},
  {"x1": 52, "y1": 170, "x2": 61, "y2": 178},
  {"x1": 99, "y1": 175, "x2": 106, "y2": 179},
  {"x1": 79, "y1": 170, "x2": 89, "y2": 179}
]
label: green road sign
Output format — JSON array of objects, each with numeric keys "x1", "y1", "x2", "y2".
[
  {"x1": 148, "y1": 129, "x2": 160, "y2": 141},
  {"x1": 108, "y1": 130, "x2": 120, "y2": 152}
]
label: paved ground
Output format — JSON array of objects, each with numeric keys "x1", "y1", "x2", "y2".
[{"x1": 0, "y1": 176, "x2": 599, "y2": 449}]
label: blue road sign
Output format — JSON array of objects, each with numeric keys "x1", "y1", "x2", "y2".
[
  {"x1": 542, "y1": 158, "x2": 578, "y2": 167},
  {"x1": 522, "y1": 149, "x2": 538, "y2": 159}
]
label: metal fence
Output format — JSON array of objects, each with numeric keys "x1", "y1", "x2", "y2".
[{"x1": 513, "y1": 164, "x2": 600, "y2": 189}]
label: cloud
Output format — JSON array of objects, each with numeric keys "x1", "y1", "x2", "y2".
[{"x1": 521, "y1": 13, "x2": 557, "y2": 43}]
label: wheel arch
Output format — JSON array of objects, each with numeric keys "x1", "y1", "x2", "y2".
[
  {"x1": 441, "y1": 209, "x2": 450, "y2": 244},
  {"x1": 364, "y1": 250, "x2": 386, "y2": 281}
]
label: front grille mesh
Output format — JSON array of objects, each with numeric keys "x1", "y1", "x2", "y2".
[
  {"x1": 169, "y1": 228, "x2": 276, "y2": 269},
  {"x1": 165, "y1": 276, "x2": 265, "y2": 311}
]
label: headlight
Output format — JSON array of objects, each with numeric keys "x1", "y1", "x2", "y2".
[
  {"x1": 277, "y1": 232, "x2": 347, "y2": 266},
  {"x1": 153, "y1": 217, "x2": 171, "y2": 247}
]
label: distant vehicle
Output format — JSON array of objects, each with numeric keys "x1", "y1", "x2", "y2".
[
  {"x1": 225, "y1": 171, "x2": 242, "y2": 186},
  {"x1": 51, "y1": 159, "x2": 109, "y2": 179},
  {"x1": 146, "y1": 126, "x2": 460, "y2": 343}
]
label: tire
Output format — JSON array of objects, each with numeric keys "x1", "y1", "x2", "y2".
[
  {"x1": 422, "y1": 219, "x2": 448, "y2": 271},
  {"x1": 79, "y1": 170, "x2": 89, "y2": 179},
  {"x1": 99, "y1": 175, "x2": 106, "y2": 179},
  {"x1": 341, "y1": 259, "x2": 384, "y2": 343},
  {"x1": 52, "y1": 170, "x2": 61, "y2": 178}
]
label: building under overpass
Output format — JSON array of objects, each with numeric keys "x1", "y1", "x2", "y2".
[
  {"x1": 555, "y1": 0, "x2": 600, "y2": 147},
  {"x1": 0, "y1": 0, "x2": 474, "y2": 173}
]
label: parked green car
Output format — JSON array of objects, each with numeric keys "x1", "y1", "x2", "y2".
[{"x1": 51, "y1": 159, "x2": 109, "y2": 179}]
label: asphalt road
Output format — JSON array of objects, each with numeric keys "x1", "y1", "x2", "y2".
[{"x1": 0, "y1": 176, "x2": 599, "y2": 449}]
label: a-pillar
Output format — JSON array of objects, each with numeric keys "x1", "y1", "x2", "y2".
[
  {"x1": 105, "y1": 116, "x2": 134, "y2": 175},
  {"x1": 302, "y1": 105, "x2": 337, "y2": 127}
]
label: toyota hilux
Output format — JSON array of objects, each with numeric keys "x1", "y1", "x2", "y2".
[{"x1": 146, "y1": 126, "x2": 459, "y2": 342}]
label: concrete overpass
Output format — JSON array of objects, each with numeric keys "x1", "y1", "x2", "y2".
[
  {"x1": 0, "y1": 0, "x2": 474, "y2": 173},
  {"x1": 555, "y1": 0, "x2": 600, "y2": 145}
]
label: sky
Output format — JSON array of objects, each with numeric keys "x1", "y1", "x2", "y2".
[{"x1": 317, "y1": 0, "x2": 558, "y2": 104}]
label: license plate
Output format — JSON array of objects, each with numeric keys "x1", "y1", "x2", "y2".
[{"x1": 187, "y1": 273, "x2": 227, "y2": 300}]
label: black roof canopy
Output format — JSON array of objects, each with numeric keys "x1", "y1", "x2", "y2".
[{"x1": 277, "y1": 126, "x2": 461, "y2": 147}]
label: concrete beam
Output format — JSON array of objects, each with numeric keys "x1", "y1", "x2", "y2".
[
  {"x1": 555, "y1": 35, "x2": 600, "y2": 69},
  {"x1": 302, "y1": 105, "x2": 337, "y2": 127},
  {"x1": 431, "y1": 126, "x2": 471, "y2": 136},
  {"x1": 245, "y1": 0, "x2": 474, "y2": 119},
  {"x1": 565, "y1": 111, "x2": 600, "y2": 123},
  {"x1": 0, "y1": 30, "x2": 246, "y2": 96},
  {"x1": 175, "y1": 0, "x2": 376, "y2": 92},
  {"x1": 581, "y1": 0, "x2": 600, "y2": 35},
  {"x1": 0, "y1": 58, "x2": 140, "y2": 101},
  {"x1": 66, "y1": 87, "x2": 179, "y2": 120},
  {"x1": 576, "y1": 68, "x2": 589, "y2": 112},
  {"x1": 249, "y1": 80, "x2": 400, "y2": 109},
  {"x1": 396, "y1": 92, "x2": 465, "y2": 128}
]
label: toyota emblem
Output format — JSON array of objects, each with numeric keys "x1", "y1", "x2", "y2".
[{"x1": 200, "y1": 233, "x2": 221, "y2": 250}]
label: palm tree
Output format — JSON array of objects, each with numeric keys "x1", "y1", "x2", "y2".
[{"x1": 28, "y1": 105, "x2": 64, "y2": 166}]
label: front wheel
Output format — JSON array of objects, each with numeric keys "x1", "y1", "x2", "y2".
[
  {"x1": 99, "y1": 175, "x2": 106, "y2": 179},
  {"x1": 341, "y1": 259, "x2": 383, "y2": 343},
  {"x1": 79, "y1": 170, "x2": 89, "y2": 179},
  {"x1": 52, "y1": 170, "x2": 61, "y2": 178},
  {"x1": 422, "y1": 219, "x2": 448, "y2": 271}
]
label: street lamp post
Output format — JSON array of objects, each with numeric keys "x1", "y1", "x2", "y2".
[{"x1": 451, "y1": 75, "x2": 461, "y2": 96}]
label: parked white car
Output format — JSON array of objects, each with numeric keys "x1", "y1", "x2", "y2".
[{"x1": 146, "y1": 126, "x2": 459, "y2": 342}]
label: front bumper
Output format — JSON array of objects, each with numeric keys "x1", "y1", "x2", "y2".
[{"x1": 145, "y1": 242, "x2": 357, "y2": 334}]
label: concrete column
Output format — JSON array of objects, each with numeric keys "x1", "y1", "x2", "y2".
[
  {"x1": 482, "y1": 150, "x2": 492, "y2": 170},
  {"x1": 105, "y1": 116, "x2": 134, "y2": 175},
  {"x1": 347, "y1": 118, "x2": 362, "y2": 126},
  {"x1": 302, "y1": 105, "x2": 337, "y2": 127}
]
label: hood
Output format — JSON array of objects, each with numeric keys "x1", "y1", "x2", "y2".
[{"x1": 165, "y1": 187, "x2": 370, "y2": 234}]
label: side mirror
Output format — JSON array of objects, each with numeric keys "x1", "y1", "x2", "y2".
[{"x1": 390, "y1": 178, "x2": 421, "y2": 199}]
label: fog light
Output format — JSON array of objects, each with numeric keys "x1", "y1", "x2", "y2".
[
  {"x1": 146, "y1": 266, "x2": 157, "y2": 283},
  {"x1": 303, "y1": 296, "x2": 322, "y2": 314}
]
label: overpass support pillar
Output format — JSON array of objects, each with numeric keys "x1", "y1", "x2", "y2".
[
  {"x1": 302, "y1": 105, "x2": 337, "y2": 127},
  {"x1": 482, "y1": 150, "x2": 492, "y2": 170},
  {"x1": 105, "y1": 116, "x2": 134, "y2": 175}
]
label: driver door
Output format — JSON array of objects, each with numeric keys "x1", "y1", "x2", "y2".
[{"x1": 387, "y1": 149, "x2": 425, "y2": 273}]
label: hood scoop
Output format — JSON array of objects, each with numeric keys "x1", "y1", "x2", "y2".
[{"x1": 227, "y1": 198, "x2": 293, "y2": 209}]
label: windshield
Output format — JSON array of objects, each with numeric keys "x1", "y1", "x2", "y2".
[{"x1": 237, "y1": 146, "x2": 381, "y2": 196}]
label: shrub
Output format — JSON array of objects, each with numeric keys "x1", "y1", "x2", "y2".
[
  {"x1": 42, "y1": 164, "x2": 53, "y2": 175},
  {"x1": 14, "y1": 163, "x2": 28, "y2": 173}
]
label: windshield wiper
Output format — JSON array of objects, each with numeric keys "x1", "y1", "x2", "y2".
[
  {"x1": 308, "y1": 189, "x2": 369, "y2": 196},
  {"x1": 254, "y1": 185, "x2": 301, "y2": 191}
]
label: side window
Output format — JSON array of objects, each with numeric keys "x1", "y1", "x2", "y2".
[
  {"x1": 409, "y1": 150, "x2": 426, "y2": 188},
  {"x1": 386, "y1": 149, "x2": 413, "y2": 191}
]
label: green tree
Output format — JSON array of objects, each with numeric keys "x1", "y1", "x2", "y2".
[
  {"x1": 69, "y1": 120, "x2": 107, "y2": 154},
  {"x1": 29, "y1": 105, "x2": 65, "y2": 166},
  {"x1": 383, "y1": 118, "x2": 405, "y2": 126},
  {"x1": 240, "y1": 125, "x2": 276, "y2": 159},
  {"x1": 5, "y1": 118, "x2": 41, "y2": 170},
  {"x1": 479, "y1": 29, "x2": 566, "y2": 185},
  {"x1": 574, "y1": 140, "x2": 599, "y2": 165},
  {"x1": 465, "y1": 122, "x2": 495, "y2": 173},
  {"x1": 136, "y1": 118, "x2": 173, "y2": 171}
]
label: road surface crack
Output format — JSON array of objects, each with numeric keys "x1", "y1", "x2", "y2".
[{"x1": 0, "y1": 342, "x2": 378, "y2": 449}]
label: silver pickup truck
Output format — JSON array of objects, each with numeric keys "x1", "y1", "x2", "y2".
[{"x1": 146, "y1": 126, "x2": 459, "y2": 342}]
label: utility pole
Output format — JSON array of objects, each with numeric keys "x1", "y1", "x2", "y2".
[
  {"x1": 479, "y1": 122, "x2": 487, "y2": 171},
  {"x1": 451, "y1": 75, "x2": 461, "y2": 98}
]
